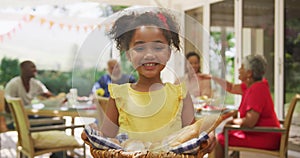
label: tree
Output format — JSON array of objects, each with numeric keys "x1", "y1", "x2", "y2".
[
  {"x1": 37, "y1": 70, "x2": 72, "y2": 95},
  {"x1": 0, "y1": 57, "x2": 20, "y2": 87}
]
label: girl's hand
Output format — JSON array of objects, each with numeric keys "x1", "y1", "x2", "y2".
[
  {"x1": 81, "y1": 131, "x2": 87, "y2": 140},
  {"x1": 201, "y1": 131, "x2": 217, "y2": 154}
]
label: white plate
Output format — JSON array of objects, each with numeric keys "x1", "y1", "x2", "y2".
[
  {"x1": 70, "y1": 103, "x2": 94, "y2": 109},
  {"x1": 32, "y1": 103, "x2": 45, "y2": 109}
]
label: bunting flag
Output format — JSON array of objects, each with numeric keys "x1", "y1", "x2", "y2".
[
  {"x1": 0, "y1": 21, "x2": 23, "y2": 43},
  {"x1": 0, "y1": 14, "x2": 112, "y2": 43},
  {"x1": 49, "y1": 21, "x2": 54, "y2": 29},
  {"x1": 28, "y1": 14, "x2": 35, "y2": 21}
]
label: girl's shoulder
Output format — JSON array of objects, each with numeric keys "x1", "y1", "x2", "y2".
[
  {"x1": 165, "y1": 82, "x2": 183, "y2": 88},
  {"x1": 108, "y1": 83, "x2": 129, "y2": 88},
  {"x1": 108, "y1": 83, "x2": 130, "y2": 98},
  {"x1": 166, "y1": 82, "x2": 186, "y2": 87},
  {"x1": 165, "y1": 82, "x2": 187, "y2": 98}
]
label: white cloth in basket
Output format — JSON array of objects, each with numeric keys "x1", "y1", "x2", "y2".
[{"x1": 84, "y1": 124, "x2": 209, "y2": 155}]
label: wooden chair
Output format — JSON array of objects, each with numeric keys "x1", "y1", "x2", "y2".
[
  {"x1": 6, "y1": 97, "x2": 86, "y2": 158},
  {"x1": 1, "y1": 90, "x2": 66, "y2": 132},
  {"x1": 224, "y1": 94, "x2": 300, "y2": 158},
  {"x1": 0, "y1": 90, "x2": 13, "y2": 132}
]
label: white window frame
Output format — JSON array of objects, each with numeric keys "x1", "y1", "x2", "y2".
[
  {"x1": 274, "y1": 0, "x2": 284, "y2": 119},
  {"x1": 181, "y1": 0, "x2": 284, "y2": 119}
]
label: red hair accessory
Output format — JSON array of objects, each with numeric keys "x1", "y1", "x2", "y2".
[{"x1": 157, "y1": 13, "x2": 169, "y2": 30}]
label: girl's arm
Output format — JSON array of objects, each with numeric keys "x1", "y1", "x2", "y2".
[
  {"x1": 181, "y1": 92, "x2": 196, "y2": 127},
  {"x1": 100, "y1": 97, "x2": 119, "y2": 137},
  {"x1": 181, "y1": 92, "x2": 217, "y2": 155}
]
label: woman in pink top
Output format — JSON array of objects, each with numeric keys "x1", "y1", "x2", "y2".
[
  {"x1": 200, "y1": 54, "x2": 280, "y2": 157},
  {"x1": 184, "y1": 52, "x2": 212, "y2": 98}
]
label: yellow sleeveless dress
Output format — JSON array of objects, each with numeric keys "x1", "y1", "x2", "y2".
[{"x1": 108, "y1": 83, "x2": 186, "y2": 142}]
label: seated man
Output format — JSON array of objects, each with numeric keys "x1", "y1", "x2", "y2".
[
  {"x1": 4, "y1": 60, "x2": 59, "y2": 125},
  {"x1": 5, "y1": 60, "x2": 68, "y2": 158},
  {"x1": 5, "y1": 60, "x2": 52, "y2": 106},
  {"x1": 91, "y1": 59, "x2": 136, "y2": 97}
]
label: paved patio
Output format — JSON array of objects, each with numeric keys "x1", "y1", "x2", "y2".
[{"x1": 1, "y1": 117, "x2": 300, "y2": 158}]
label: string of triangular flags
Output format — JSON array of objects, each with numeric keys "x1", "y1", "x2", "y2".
[{"x1": 0, "y1": 14, "x2": 111, "y2": 43}]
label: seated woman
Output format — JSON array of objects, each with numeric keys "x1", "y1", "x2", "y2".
[
  {"x1": 176, "y1": 52, "x2": 212, "y2": 98},
  {"x1": 200, "y1": 54, "x2": 281, "y2": 157}
]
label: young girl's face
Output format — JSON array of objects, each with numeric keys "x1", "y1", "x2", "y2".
[
  {"x1": 187, "y1": 55, "x2": 200, "y2": 73},
  {"x1": 127, "y1": 26, "x2": 171, "y2": 79}
]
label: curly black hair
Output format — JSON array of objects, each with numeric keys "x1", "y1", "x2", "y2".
[
  {"x1": 186, "y1": 51, "x2": 200, "y2": 61},
  {"x1": 108, "y1": 9, "x2": 180, "y2": 52},
  {"x1": 185, "y1": 51, "x2": 201, "y2": 73}
]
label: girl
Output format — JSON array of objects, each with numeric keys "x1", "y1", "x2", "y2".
[
  {"x1": 83, "y1": 8, "x2": 216, "y2": 155},
  {"x1": 102, "y1": 9, "x2": 195, "y2": 142}
]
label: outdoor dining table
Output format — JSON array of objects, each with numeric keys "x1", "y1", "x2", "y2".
[
  {"x1": 25, "y1": 103, "x2": 97, "y2": 135},
  {"x1": 25, "y1": 104, "x2": 97, "y2": 117}
]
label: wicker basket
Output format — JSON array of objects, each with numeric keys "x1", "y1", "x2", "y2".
[
  {"x1": 82, "y1": 136, "x2": 207, "y2": 158},
  {"x1": 82, "y1": 110, "x2": 237, "y2": 158}
]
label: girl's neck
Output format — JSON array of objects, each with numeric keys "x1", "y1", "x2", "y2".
[{"x1": 132, "y1": 76, "x2": 163, "y2": 92}]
